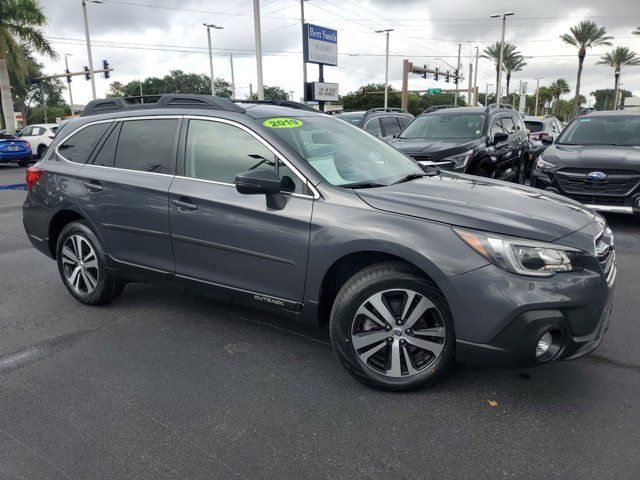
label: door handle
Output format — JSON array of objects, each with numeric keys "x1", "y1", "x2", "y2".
[
  {"x1": 83, "y1": 180, "x2": 103, "y2": 193},
  {"x1": 171, "y1": 198, "x2": 198, "y2": 212}
]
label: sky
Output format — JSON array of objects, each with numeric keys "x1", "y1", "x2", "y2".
[{"x1": 38, "y1": 0, "x2": 640, "y2": 107}]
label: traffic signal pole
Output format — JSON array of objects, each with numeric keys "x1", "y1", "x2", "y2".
[
  {"x1": 64, "y1": 54, "x2": 74, "y2": 114},
  {"x1": 400, "y1": 60, "x2": 461, "y2": 110},
  {"x1": 81, "y1": 0, "x2": 97, "y2": 99}
]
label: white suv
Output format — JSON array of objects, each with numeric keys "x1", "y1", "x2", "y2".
[{"x1": 18, "y1": 123, "x2": 58, "y2": 158}]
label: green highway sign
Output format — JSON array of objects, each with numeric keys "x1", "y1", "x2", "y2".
[{"x1": 427, "y1": 88, "x2": 442, "y2": 94}]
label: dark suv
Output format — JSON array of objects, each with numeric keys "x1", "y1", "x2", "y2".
[
  {"x1": 335, "y1": 108, "x2": 414, "y2": 139},
  {"x1": 23, "y1": 94, "x2": 615, "y2": 391},
  {"x1": 531, "y1": 111, "x2": 640, "y2": 214},
  {"x1": 387, "y1": 104, "x2": 529, "y2": 183}
]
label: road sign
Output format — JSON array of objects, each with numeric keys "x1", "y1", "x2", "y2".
[
  {"x1": 311, "y1": 82, "x2": 339, "y2": 101},
  {"x1": 303, "y1": 23, "x2": 338, "y2": 66},
  {"x1": 427, "y1": 88, "x2": 442, "y2": 94}
]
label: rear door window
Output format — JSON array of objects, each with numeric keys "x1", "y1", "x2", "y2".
[
  {"x1": 363, "y1": 117, "x2": 382, "y2": 137},
  {"x1": 380, "y1": 116, "x2": 402, "y2": 137},
  {"x1": 93, "y1": 123, "x2": 121, "y2": 168},
  {"x1": 114, "y1": 119, "x2": 177, "y2": 174},
  {"x1": 57, "y1": 123, "x2": 111, "y2": 163}
]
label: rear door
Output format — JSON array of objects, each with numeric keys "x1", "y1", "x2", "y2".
[
  {"x1": 488, "y1": 115, "x2": 509, "y2": 176},
  {"x1": 75, "y1": 116, "x2": 180, "y2": 273},
  {"x1": 497, "y1": 115, "x2": 519, "y2": 177},
  {"x1": 380, "y1": 116, "x2": 403, "y2": 137},
  {"x1": 168, "y1": 117, "x2": 313, "y2": 306}
]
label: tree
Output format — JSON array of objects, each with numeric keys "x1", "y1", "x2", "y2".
[
  {"x1": 0, "y1": 0, "x2": 57, "y2": 133},
  {"x1": 502, "y1": 54, "x2": 527, "y2": 99},
  {"x1": 590, "y1": 88, "x2": 632, "y2": 110},
  {"x1": 118, "y1": 72, "x2": 232, "y2": 98},
  {"x1": 634, "y1": 27, "x2": 640, "y2": 35},
  {"x1": 597, "y1": 47, "x2": 640, "y2": 110},
  {"x1": 108, "y1": 81, "x2": 125, "y2": 97},
  {"x1": 549, "y1": 79, "x2": 570, "y2": 114},
  {"x1": 249, "y1": 85, "x2": 289, "y2": 101},
  {"x1": 481, "y1": 42, "x2": 520, "y2": 99},
  {"x1": 560, "y1": 21, "x2": 613, "y2": 115}
]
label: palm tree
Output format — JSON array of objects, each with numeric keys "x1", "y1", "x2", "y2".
[
  {"x1": 0, "y1": 0, "x2": 56, "y2": 133},
  {"x1": 481, "y1": 42, "x2": 520, "y2": 99},
  {"x1": 549, "y1": 79, "x2": 570, "y2": 114},
  {"x1": 597, "y1": 47, "x2": 640, "y2": 109},
  {"x1": 502, "y1": 54, "x2": 527, "y2": 99},
  {"x1": 560, "y1": 21, "x2": 612, "y2": 116}
]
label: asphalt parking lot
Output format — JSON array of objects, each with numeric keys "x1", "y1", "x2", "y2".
[{"x1": 1, "y1": 164, "x2": 639, "y2": 479}]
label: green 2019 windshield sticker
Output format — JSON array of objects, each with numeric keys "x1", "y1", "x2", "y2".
[{"x1": 263, "y1": 118, "x2": 303, "y2": 128}]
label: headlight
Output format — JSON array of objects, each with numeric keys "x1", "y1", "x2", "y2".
[
  {"x1": 455, "y1": 228, "x2": 582, "y2": 277},
  {"x1": 534, "y1": 156, "x2": 557, "y2": 173},
  {"x1": 442, "y1": 150, "x2": 473, "y2": 169}
]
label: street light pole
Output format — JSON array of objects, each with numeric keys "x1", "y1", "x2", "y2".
[
  {"x1": 454, "y1": 43, "x2": 461, "y2": 106},
  {"x1": 490, "y1": 11, "x2": 514, "y2": 103},
  {"x1": 375, "y1": 29, "x2": 393, "y2": 108},
  {"x1": 473, "y1": 47, "x2": 479, "y2": 105},
  {"x1": 534, "y1": 77, "x2": 542, "y2": 116},
  {"x1": 81, "y1": 0, "x2": 101, "y2": 100},
  {"x1": 204, "y1": 23, "x2": 223, "y2": 96},
  {"x1": 253, "y1": 0, "x2": 264, "y2": 100},
  {"x1": 300, "y1": 0, "x2": 308, "y2": 95},
  {"x1": 64, "y1": 53, "x2": 74, "y2": 114},
  {"x1": 229, "y1": 54, "x2": 236, "y2": 98},
  {"x1": 485, "y1": 83, "x2": 492, "y2": 106}
]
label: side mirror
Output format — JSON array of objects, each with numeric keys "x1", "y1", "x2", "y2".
[
  {"x1": 493, "y1": 132, "x2": 509, "y2": 144},
  {"x1": 235, "y1": 168, "x2": 282, "y2": 195},
  {"x1": 541, "y1": 136, "x2": 554, "y2": 146}
]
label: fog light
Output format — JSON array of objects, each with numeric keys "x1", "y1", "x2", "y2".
[
  {"x1": 536, "y1": 332, "x2": 553, "y2": 357},
  {"x1": 635, "y1": 197, "x2": 640, "y2": 208}
]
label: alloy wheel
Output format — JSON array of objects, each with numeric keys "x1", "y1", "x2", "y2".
[
  {"x1": 61, "y1": 234, "x2": 99, "y2": 295},
  {"x1": 351, "y1": 289, "x2": 447, "y2": 378}
]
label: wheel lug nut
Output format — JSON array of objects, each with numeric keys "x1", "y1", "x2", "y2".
[
  {"x1": 386, "y1": 325, "x2": 391, "y2": 331},
  {"x1": 405, "y1": 329, "x2": 412, "y2": 335},
  {"x1": 387, "y1": 337, "x2": 393, "y2": 343},
  {"x1": 400, "y1": 339, "x2": 406, "y2": 345}
]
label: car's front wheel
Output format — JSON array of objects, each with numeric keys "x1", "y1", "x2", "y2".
[
  {"x1": 514, "y1": 156, "x2": 527, "y2": 184},
  {"x1": 330, "y1": 262, "x2": 455, "y2": 391},
  {"x1": 56, "y1": 221, "x2": 124, "y2": 305}
]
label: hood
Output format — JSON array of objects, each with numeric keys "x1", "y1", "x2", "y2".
[
  {"x1": 356, "y1": 173, "x2": 596, "y2": 242},
  {"x1": 386, "y1": 138, "x2": 479, "y2": 158},
  {"x1": 543, "y1": 145, "x2": 640, "y2": 171}
]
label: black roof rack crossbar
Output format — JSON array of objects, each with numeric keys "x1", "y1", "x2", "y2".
[
  {"x1": 80, "y1": 94, "x2": 245, "y2": 116},
  {"x1": 422, "y1": 104, "x2": 459, "y2": 114},
  {"x1": 364, "y1": 107, "x2": 408, "y2": 114},
  {"x1": 231, "y1": 99, "x2": 319, "y2": 112},
  {"x1": 485, "y1": 103, "x2": 514, "y2": 112}
]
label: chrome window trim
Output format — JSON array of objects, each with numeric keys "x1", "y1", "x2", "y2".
[{"x1": 183, "y1": 115, "x2": 320, "y2": 199}]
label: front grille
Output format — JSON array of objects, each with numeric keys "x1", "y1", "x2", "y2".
[
  {"x1": 556, "y1": 169, "x2": 640, "y2": 196},
  {"x1": 595, "y1": 227, "x2": 616, "y2": 286}
]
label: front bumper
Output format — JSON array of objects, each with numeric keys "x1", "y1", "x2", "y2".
[
  {"x1": 531, "y1": 170, "x2": 640, "y2": 215},
  {"x1": 438, "y1": 258, "x2": 616, "y2": 368}
]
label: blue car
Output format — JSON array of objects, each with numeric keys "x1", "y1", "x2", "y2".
[{"x1": 0, "y1": 130, "x2": 32, "y2": 167}]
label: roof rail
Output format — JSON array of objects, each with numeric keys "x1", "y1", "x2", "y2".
[
  {"x1": 485, "y1": 103, "x2": 514, "y2": 112},
  {"x1": 422, "y1": 104, "x2": 459, "y2": 114},
  {"x1": 80, "y1": 94, "x2": 245, "y2": 117},
  {"x1": 364, "y1": 107, "x2": 408, "y2": 115},
  {"x1": 232, "y1": 99, "x2": 319, "y2": 112}
]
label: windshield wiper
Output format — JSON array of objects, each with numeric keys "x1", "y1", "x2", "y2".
[
  {"x1": 342, "y1": 181, "x2": 386, "y2": 189},
  {"x1": 391, "y1": 172, "x2": 431, "y2": 185}
]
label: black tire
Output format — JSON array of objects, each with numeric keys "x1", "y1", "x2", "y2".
[
  {"x1": 37, "y1": 145, "x2": 47, "y2": 158},
  {"x1": 514, "y1": 156, "x2": 527, "y2": 184},
  {"x1": 330, "y1": 262, "x2": 455, "y2": 391},
  {"x1": 17, "y1": 158, "x2": 29, "y2": 167},
  {"x1": 56, "y1": 221, "x2": 124, "y2": 306},
  {"x1": 474, "y1": 164, "x2": 490, "y2": 177}
]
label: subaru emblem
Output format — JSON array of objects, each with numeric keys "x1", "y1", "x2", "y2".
[
  {"x1": 587, "y1": 171, "x2": 606, "y2": 180},
  {"x1": 393, "y1": 328, "x2": 403, "y2": 337}
]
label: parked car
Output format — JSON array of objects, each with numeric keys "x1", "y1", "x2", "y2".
[
  {"x1": 386, "y1": 104, "x2": 529, "y2": 183},
  {"x1": 524, "y1": 115, "x2": 564, "y2": 164},
  {"x1": 335, "y1": 108, "x2": 414, "y2": 139},
  {"x1": 531, "y1": 111, "x2": 640, "y2": 215},
  {"x1": 24, "y1": 94, "x2": 615, "y2": 391},
  {"x1": 18, "y1": 123, "x2": 58, "y2": 158},
  {"x1": 0, "y1": 130, "x2": 32, "y2": 167}
]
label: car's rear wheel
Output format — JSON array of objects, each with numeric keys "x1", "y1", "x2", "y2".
[
  {"x1": 56, "y1": 221, "x2": 124, "y2": 305},
  {"x1": 330, "y1": 262, "x2": 455, "y2": 391},
  {"x1": 37, "y1": 145, "x2": 47, "y2": 158},
  {"x1": 17, "y1": 158, "x2": 29, "y2": 167}
]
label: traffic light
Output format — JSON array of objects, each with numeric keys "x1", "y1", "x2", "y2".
[
  {"x1": 445, "y1": 70, "x2": 450, "y2": 83},
  {"x1": 102, "y1": 60, "x2": 110, "y2": 79},
  {"x1": 422, "y1": 65, "x2": 427, "y2": 79},
  {"x1": 454, "y1": 69, "x2": 459, "y2": 86},
  {"x1": 434, "y1": 67, "x2": 439, "y2": 81},
  {"x1": 84, "y1": 66, "x2": 91, "y2": 81},
  {"x1": 66, "y1": 69, "x2": 72, "y2": 83}
]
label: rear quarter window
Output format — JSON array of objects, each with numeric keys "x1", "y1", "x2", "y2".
[{"x1": 57, "y1": 123, "x2": 111, "y2": 163}]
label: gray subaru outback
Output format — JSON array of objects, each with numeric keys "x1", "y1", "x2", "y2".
[{"x1": 23, "y1": 94, "x2": 615, "y2": 391}]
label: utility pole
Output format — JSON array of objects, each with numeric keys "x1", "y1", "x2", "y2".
[
  {"x1": 485, "y1": 83, "x2": 492, "y2": 106},
  {"x1": 534, "y1": 77, "x2": 541, "y2": 116},
  {"x1": 473, "y1": 47, "x2": 479, "y2": 105},
  {"x1": 39, "y1": 81, "x2": 47, "y2": 123},
  {"x1": 253, "y1": 0, "x2": 264, "y2": 100},
  {"x1": 204, "y1": 23, "x2": 223, "y2": 96},
  {"x1": 300, "y1": 0, "x2": 307, "y2": 94},
  {"x1": 64, "y1": 53, "x2": 74, "y2": 114},
  {"x1": 81, "y1": 0, "x2": 97, "y2": 100},
  {"x1": 375, "y1": 29, "x2": 394, "y2": 108},
  {"x1": 467, "y1": 63, "x2": 473, "y2": 106},
  {"x1": 229, "y1": 54, "x2": 236, "y2": 98},
  {"x1": 249, "y1": 83, "x2": 253, "y2": 99},
  {"x1": 454, "y1": 43, "x2": 461, "y2": 106},
  {"x1": 490, "y1": 12, "x2": 514, "y2": 103}
]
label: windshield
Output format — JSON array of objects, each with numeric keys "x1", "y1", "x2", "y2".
[
  {"x1": 400, "y1": 112, "x2": 485, "y2": 140},
  {"x1": 557, "y1": 116, "x2": 640, "y2": 146},
  {"x1": 335, "y1": 113, "x2": 364, "y2": 127},
  {"x1": 261, "y1": 115, "x2": 423, "y2": 187},
  {"x1": 525, "y1": 121, "x2": 544, "y2": 133}
]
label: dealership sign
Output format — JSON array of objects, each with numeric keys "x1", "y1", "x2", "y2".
[
  {"x1": 303, "y1": 23, "x2": 338, "y2": 66},
  {"x1": 312, "y1": 82, "x2": 339, "y2": 102}
]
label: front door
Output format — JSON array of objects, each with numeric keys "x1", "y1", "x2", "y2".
[{"x1": 169, "y1": 118, "x2": 313, "y2": 307}]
